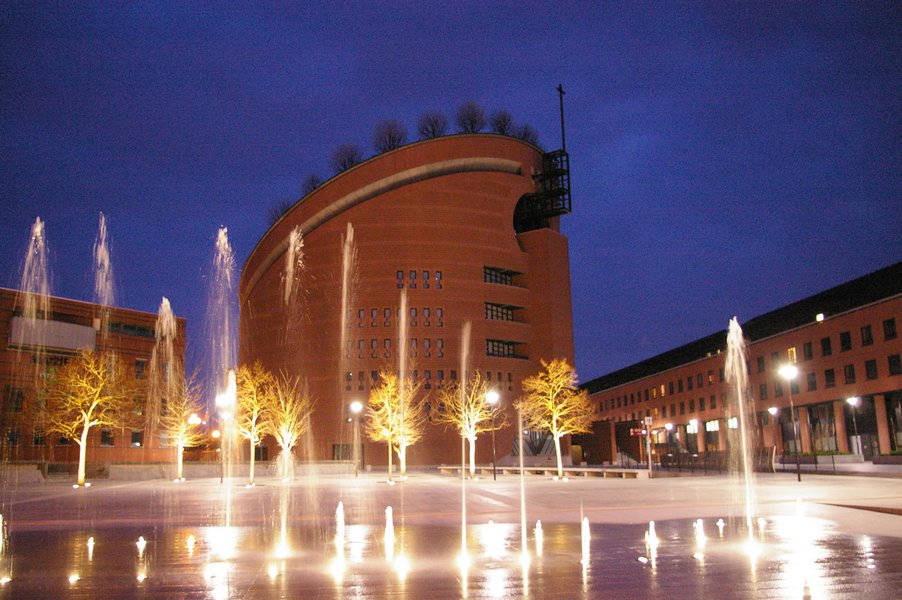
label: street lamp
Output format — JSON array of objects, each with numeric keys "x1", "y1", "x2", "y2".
[
  {"x1": 350, "y1": 400, "x2": 363, "y2": 478},
  {"x1": 485, "y1": 390, "x2": 500, "y2": 481},
  {"x1": 846, "y1": 396, "x2": 861, "y2": 455},
  {"x1": 778, "y1": 364, "x2": 801, "y2": 482}
]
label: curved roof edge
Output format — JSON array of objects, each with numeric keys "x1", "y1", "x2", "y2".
[{"x1": 241, "y1": 154, "x2": 523, "y2": 301}]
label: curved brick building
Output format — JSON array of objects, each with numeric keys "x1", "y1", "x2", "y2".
[{"x1": 239, "y1": 134, "x2": 574, "y2": 466}]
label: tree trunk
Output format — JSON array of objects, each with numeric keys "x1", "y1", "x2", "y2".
[
  {"x1": 387, "y1": 443, "x2": 394, "y2": 482},
  {"x1": 77, "y1": 426, "x2": 90, "y2": 486},
  {"x1": 177, "y1": 443, "x2": 185, "y2": 480},
  {"x1": 468, "y1": 436, "x2": 476, "y2": 478},
  {"x1": 554, "y1": 434, "x2": 564, "y2": 479},
  {"x1": 399, "y1": 444, "x2": 407, "y2": 478},
  {"x1": 248, "y1": 439, "x2": 256, "y2": 485}
]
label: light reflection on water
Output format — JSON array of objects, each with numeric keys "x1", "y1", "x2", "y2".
[{"x1": 1, "y1": 515, "x2": 901, "y2": 598}]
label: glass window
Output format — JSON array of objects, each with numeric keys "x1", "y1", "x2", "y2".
[
  {"x1": 756, "y1": 356, "x2": 765, "y2": 373},
  {"x1": 884, "y1": 318, "x2": 897, "y2": 340},
  {"x1": 821, "y1": 337, "x2": 832, "y2": 357},
  {"x1": 840, "y1": 331, "x2": 852, "y2": 352},
  {"x1": 803, "y1": 342, "x2": 813, "y2": 360},
  {"x1": 131, "y1": 431, "x2": 143, "y2": 447},
  {"x1": 678, "y1": 380, "x2": 683, "y2": 393},
  {"x1": 699, "y1": 397, "x2": 706, "y2": 411},
  {"x1": 888, "y1": 354, "x2": 901, "y2": 375},
  {"x1": 33, "y1": 429, "x2": 46, "y2": 447},
  {"x1": 423, "y1": 271, "x2": 430, "y2": 288},
  {"x1": 825, "y1": 368, "x2": 836, "y2": 388},
  {"x1": 100, "y1": 429, "x2": 114, "y2": 447},
  {"x1": 774, "y1": 381, "x2": 783, "y2": 397},
  {"x1": 843, "y1": 364, "x2": 856, "y2": 384},
  {"x1": 436, "y1": 271, "x2": 443, "y2": 288},
  {"x1": 687, "y1": 377, "x2": 693, "y2": 391},
  {"x1": 759, "y1": 383, "x2": 768, "y2": 400},
  {"x1": 771, "y1": 351, "x2": 780, "y2": 367},
  {"x1": 806, "y1": 372, "x2": 817, "y2": 391},
  {"x1": 865, "y1": 359, "x2": 878, "y2": 380},
  {"x1": 697, "y1": 373, "x2": 703, "y2": 387},
  {"x1": 861, "y1": 325, "x2": 873, "y2": 346},
  {"x1": 669, "y1": 382, "x2": 674, "y2": 395},
  {"x1": 397, "y1": 271, "x2": 404, "y2": 288}
]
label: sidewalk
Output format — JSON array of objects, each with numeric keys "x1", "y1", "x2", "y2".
[{"x1": 774, "y1": 459, "x2": 902, "y2": 478}]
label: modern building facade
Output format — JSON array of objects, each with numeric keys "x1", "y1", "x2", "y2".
[
  {"x1": 580, "y1": 263, "x2": 902, "y2": 465},
  {"x1": 239, "y1": 134, "x2": 575, "y2": 466},
  {"x1": 0, "y1": 288, "x2": 186, "y2": 466}
]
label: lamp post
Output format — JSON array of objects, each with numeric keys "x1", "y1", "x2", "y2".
[
  {"x1": 485, "y1": 390, "x2": 500, "y2": 481},
  {"x1": 778, "y1": 364, "x2": 801, "y2": 482},
  {"x1": 350, "y1": 400, "x2": 363, "y2": 478},
  {"x1": 846, "y1": 396, "x2": 860, "y2": 455}
]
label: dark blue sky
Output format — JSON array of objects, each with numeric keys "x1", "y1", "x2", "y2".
[{"x1": 2, "y1": 2, "x2": 900, "y2": 382}]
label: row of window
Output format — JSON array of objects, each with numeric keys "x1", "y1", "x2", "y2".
[
  {"x1": 350, "y1": 307, "x2": 445, "y2": 328},
  {"x1": 486, "y1": 339, "x2": 524, "y2": 359},
  {"x1": 345, "y1": 338, "x2": 445, "y2": 360},
  {"x1": 396, "y1": 270, "x2": 443, "y2": 289},
  {"x1": 5, "y1": 429, "x2": 144, "y2": 448},
  {"x1": 484, "y1": 266, "x2": 520, "y2": 286},
  {"x1": 756, "y1": 318, "x2": 897, "y2": 371},
  {"x1": 598, "y1": 393, "x2": 722, "y2": 416},
  {"x1": 484, "y1": 302, "x2": 521, "y2": 322},
  {"x1": 344, "y1": 369, "x2": 515, "y2": 392},
  {"x1": 759, "y1": 354, "x2": 902, "y2": 399}
]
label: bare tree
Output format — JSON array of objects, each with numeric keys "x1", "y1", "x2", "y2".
[
  {"x1": 236, "y1": 362, "x2": 275, "y2": 485},
  {"x1": 263, "y1": 373, "x2": 313, "y2": 479},
  {"x1": 301, "y1": 173, "x2": 322, "y2": 196},
  {"x1": 433, "y1": 371, "x2": 509, "y2": 478},
  {"x1": 365, "y1": 369, "x2": 428, "y2": 481},
  {"x1": 42, "y1": 351, "x2": 134, "y2": 486},
  {"x1": 455, "y1": 101, "x2": 486, "y2": 133},
  {"x1": 417, "y1": 111, "x2": 448, "y2": 139},
  {"x1": 268, "y1": 199, "x2": 293, "y2": 226},
  {"x1": 158, "y1": 369, "x2": 206, "y2": 481},
  {"x1": 373, "y1": 120, "x2": 407, "y2": 153},
  {"x1": 330, "y1": 144, "x2": 364, "y2": 173},
  {"x1": 515, "y1": 124, "x2": 540, "y2": 146},
  {"x1": 516, "y1": 358, "x2": 593, "y2": 479},
  {"x1": 489, "y1": 110, "x2": 515, "y2": 136}
]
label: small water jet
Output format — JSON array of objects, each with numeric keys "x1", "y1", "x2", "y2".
[
  {"x1": 384, "y1": 506, "x2": 395, "y2": 561},
  {"x1": 645, "y1": 520, "x2": 659, "y2": 549},
  {"x1": 92, "y1": 212, "x2": 115, "y2": 344},
  {"x1": 580, "y1": 516, "x2": 590, "y2": 567},
  {"x1": 534, "y1": 520, "x2": 544, "y2": 557}
]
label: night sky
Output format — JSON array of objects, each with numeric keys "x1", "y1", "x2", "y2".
[{"x1": 2, "y1": 3, "x2": 900, "y2": 383}]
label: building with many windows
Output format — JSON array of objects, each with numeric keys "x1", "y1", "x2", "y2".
[
  {"x1": 0, "y1": 288, "x2": 186, "y2": 467},
  {"x1": 580, "y1": 262, "x2": 902, "y2": 465},
  {"x1": 239, "y1": 133, "x2": 574, "y2": 465}
]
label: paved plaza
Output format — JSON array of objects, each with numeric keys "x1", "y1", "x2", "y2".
[{"x1": 1, "y1": 469, "x2": 902, "y2": 598}]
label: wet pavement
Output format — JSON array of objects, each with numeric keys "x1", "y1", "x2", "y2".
[{"x1": 1, "y1": 470, "x2": 902, "y2": 598}]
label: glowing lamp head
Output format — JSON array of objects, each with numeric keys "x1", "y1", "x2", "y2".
[
  {"x1": 778, "y1": 364, "x2": 798, "y2": 380},
  {"x1": 350, "y1": 400, "x2": 363, "y2": 414},
  {"x1": 485, "y1": 390, "x2": 500, "y2": 405},
  {"x1": 211, "y1": 429, "x2": 221, "y2": 439},
  {"x1": 767, "y1": 406, "x2": 779, "y2": 416},
  {"x1": 846, "y1": 396, "x2": 861, "y2": 407},
  {"x1": 187, "y1": 413, "x2": 202, "y2": 425},
  {"x1": 664, "y1": 423, "x2": 673, "y2": 431}
]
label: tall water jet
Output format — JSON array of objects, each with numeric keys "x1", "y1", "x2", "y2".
[
  {"x1": 338, "y1": 223, "x2": 357, "y2": 473},
  {"x1": 148, "y1": 298, "x2": 178, "y2": 442},
  {"x1": 458, "y1": 322, "x2": 471, "y2": 571},
  {"x1": 92, "y1": 212, "x2": 115, "y2": 344},
  {"x1": 208, "y1": 228, "x2": 238, "y2": 482},
  {"x1": 12, "y1": 218, "x2": 52, "y2": 387},
  {"x1": 281, "y1": 225, "x2": 306, "y2": 356},
  {"x1": 725, "y1": 318, "x2": 758, "y2": 541},
  {"x1": 397, "y1": 288, "x2": 409, "y2": 478}
]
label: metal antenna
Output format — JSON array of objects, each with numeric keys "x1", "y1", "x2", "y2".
[{"x1": 557, "y1": 84, "x2": 566, "y2": 151}]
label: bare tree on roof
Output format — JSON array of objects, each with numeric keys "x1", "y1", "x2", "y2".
[
  {"x1": 373, "y1": 120, "x2": 407, "y2": 153},
  {"x1": 456, "y1": 101, "x2": 486, "y2": 133},
  {"x1": 417, "y1": 111, "x2": 448, "y2": 139},
  {"x1": 301, "y1": 173, "x2": 322, "y2": 196},
  {"x1": 489, "y1": 110, "x2": 515, "y2": 136},
  {"x1": 331, "y1": 143, "x2": 364, "y2": 173}
]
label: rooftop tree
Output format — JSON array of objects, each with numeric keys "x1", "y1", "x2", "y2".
[
  {"x1": 373, "y1": 120, "x2": 407, "y2": 153},
  {"x1": 516, "y1": 358, "x2": 593, "y2": 479},
  {"x1": 489, "y1": 110, "x2": 515, "y2": 136},
  {"x1": 330, "y1": 143, "x2": 364, "y2": 173},
  {"x1": 417, "y1": 111, "x2": 448, "y2": 139},
  {"x1": 455, "y1": 101, "x2": 486, "y2": 133}
]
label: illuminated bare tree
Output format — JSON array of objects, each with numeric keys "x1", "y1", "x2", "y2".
[
  {"x1": 158, "y1": 369, "x2": 206, "y2": 481},
  {"x1": 263, "y1": 373, "x2": 313, "y2": 479},
  {"x1": 43, "y1": 351, "x2": 133, "y2": 486},
  {"x1": 417, "y1": 111, "x2": 448, "y2": 139},
  {"x1": 236, "y1": 362, "x2": 275, "y2": 485},
  {"x1": 517, "y1": 358, "x2": 593, "y2": 479},
  {"x1": 365, "y1": 370, "x2": 428, "y2": 481},
  {"x1": 433, "y1": 371, "x2": 508, "y2": 478},
  {"x1": 455, "y1": 101, "x2": 486, "y2": 133},
  {"x1": 373, "y1": 119, "x2": 407, "y2": 152}
]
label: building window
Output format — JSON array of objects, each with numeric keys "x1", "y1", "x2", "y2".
[
  {"x1": 699, "y1": 397, "x2": 706, "y2": 411},
  {"x1": 3, "y1": 386, "x2": 24, "y2": 413},
  {"x1": 803, "y1": 342, "x2": 813, "y2": 360},
  {"x1": 821, "y1": 337, "x2": 832, "y2": 357},
  {"x1": 884, "y1": 318, "x2": 897, "y2": 340},
  {"x1": 825, "y1": 368, "x2": 836, "y2": 388},
  {"x1": 135, "y1": 359, "x2": 147, "y2": 379},
  {"x1": 131, "y1": 430, "x2": 143, "y2": 447},
  {"x1": 678, "y1": 380, "x2": 683, "y2": 393},
  {"x1": 719, "y1": 368, "x2": 724, "y2": 382},
  {"x1": 436, "y1": 271, "x2": 443, "y2": 289},
  {"x1": 423, "y1": 338, "x2": 431, "y2": 357},
  {"x1": 6, "y1": 431, "x2": 19, "y2": 447},
  {"x1": 756, "y1": 356, "x2": 765, "y2": 373},
  {"x1": 383, "y1": 339, "x2": 391, "y2": 358},
  {"x1": 687, "y1": 377, "x2": 693, "y2": 391},
  {"x1": 861, "y1": 325, "x2": 873, "y2": 347},
  {"x1": 759, "y1": 383, "x2": 768, "y2": 401},
  {"x1": 397, "y1": 271, "x2": 404, "y2": 288},
  {"x1": 840, "y1": 331, "x2": 852, "y2": 352},
  {"x1": 423, "y1": 271, "x2": 430, "y2": 289},
  {"x1": 790, "y1": 377, "x2": 799, "y2": 394},
  {"x1": 889, "y1": 354, "x2": 902, "y2": 376},
  {"x1": 33, "y1": 429, "x2": 46, "y2": 447},
  {"x1": 771, "y1": 351, "x2": 780, "y2": 367},
  {"x1": 697, "y1": 373, "x2": 703, "y2": 388},
  {"x1": 100, "y1": 429, "x2": 114, "y2": 447},
  {"x1": 486, "y1": 339, "x2": 522, "y2": 358},
  {"x1": 483, "y1": 266, "x2": 517, "y2": 285},
  {"x1": 409, "y1": 270, "x2": 417, "y2": 288},
  {"x1": 662, "y1": 406, "x2": 667, "y2": 418},
  {"x1": 485, "y1": 302, "x2": 516, "y2": 321},
  {"x1": 774, "y1": 381, "x2": 783, "y2": 397},
  {"x1": 806, "y1": 372, "x2": 817, "y2": 391},
  {"x1": 787, "y1": 347, "x2": 797, "y2": 363},
  {"x1": 843, "y1": 364, "x2": 855, "y2": 384},
  {"x1": 710, "y1": 394, "x2": 716, "y2": 410},
  {"x1": 437, "y1": 338, "x2": 444, "y2": 358},
  {"x1": 668, "y1": 382, "x2": 674, "y2": 395},
  {"x1": 423, "y1": 307, "x2": 431, "y2": 326},
  {"x1": 689, "y1": 398, "x2": 695, "y2": 413},
  {"x1": 865, "y1": 359, "x2": 878, "y2": 380},
  {"x1": 436, "y1": 308, "x2": 443, "y2": 327}
]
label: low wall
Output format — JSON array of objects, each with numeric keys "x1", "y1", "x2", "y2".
[
  {"x1": 108, "y1": 461, "x2": 356, "y2": 481},
  {"x1": 0, "y1": 463, "x2": 44, "y2": 483}
]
